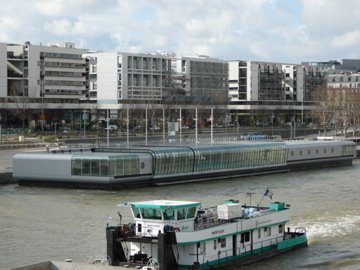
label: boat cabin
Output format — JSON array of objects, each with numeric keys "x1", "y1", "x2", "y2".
[{"x1": 128, "y1": 200, "x2": 201, "y2": 237}]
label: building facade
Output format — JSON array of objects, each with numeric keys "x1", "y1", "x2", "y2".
[
  {"x1": 85, "y1": 52, "x2": 172, "y2": 104},
  {"x1": 228, "y1": 60, "x2": 326, "y2": 125},
  {"x1": 172, "y1": 56, "x2": 228, "y2": 105},
  {"x1": 1, "y1": 42, "x2": 88, "y2": 104},
  {"x1": 303, "y1": 59, "x2": 360, "y2": 72},
  {"x1": 327, "y1": 72, "x2": 360, "y2": 89},
  {"x1": 0, "y1": 42, "x2": 90, "y2": 128}
]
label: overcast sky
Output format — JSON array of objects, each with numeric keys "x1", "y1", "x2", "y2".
[{"x1": 1, "y1": 0, "x2": 360, "y2": 63}]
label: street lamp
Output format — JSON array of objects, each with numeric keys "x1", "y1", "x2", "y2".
[{"x1": 106, "y1": 109, "x2": 110, "y2": 147}]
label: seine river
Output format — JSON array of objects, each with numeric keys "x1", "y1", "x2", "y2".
[{"x1": 1, "y1": 160, "x2": 360, "y2": 270}]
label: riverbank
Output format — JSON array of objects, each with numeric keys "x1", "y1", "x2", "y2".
[{"x1": 0, "y1": 172, "x2": 15, "y2": 185}]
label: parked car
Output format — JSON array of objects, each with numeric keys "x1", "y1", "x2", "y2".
[
  {"x1": 105, "y1": 125, "x2": 118, "y2": 131},
  {"x1": 149, "y1": 126, "x2": 161, "y2": 131}
]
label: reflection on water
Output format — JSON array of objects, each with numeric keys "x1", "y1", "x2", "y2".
[{"x1": 0, "y1": 160, "x2": 360, "y2": 270}]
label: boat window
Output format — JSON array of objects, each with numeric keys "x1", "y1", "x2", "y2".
[
  {"x1": 214, "y1": 240, "x2": 217, "y2": 250},
  {"x1": 132, "y1": 207, "x2": 141, "y2": 218},
  {"x1": 241, "y1": 232, "x2": 250, "y2": 243},
  {"x1": 258, "y1": 229, "x2": 261, "y2": 239},
  {"x1": 218, "y1": 237, "x2": 226, "y2": 248},
  {"x1": 100, "y1": 159, "x2": 109, "y2": 176},
  {"x1": 71, "y1": 158, "x2": 81, "y2": 175},
  {"x1": 267, "y1": 227, "x2": 271, "y2": 237},
  {"x1": 186, "y1": 207, "x2": 197, "y2": 219},
  {"x1": 163, "y1": 208, "x2": 175, "y2": 220},
  {"x1": 177, "y1": 208, "x2": 186, "y2": 220},
  {"x1": 109, "y1": 158, "x2": 116, "y2": 176},
  {"x1": 91, "y1": 159, "x2": 100, "y2": 176},
  {"x1": 82, "y1": 159, "x2": 91, "y2": 176},
  {"x1": 141, "y1": 208, "x2": 162, "y2": 220},
  {"x1": 279, "y1": 224, "x2": 283, "y2": 233},
  {"x1": 200, "y1": 242, "x2": 206, "y2": 253}
]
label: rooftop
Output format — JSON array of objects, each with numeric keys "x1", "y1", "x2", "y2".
[{"x1": 127, "y1": 200, "x2": 201, "y2": 209}]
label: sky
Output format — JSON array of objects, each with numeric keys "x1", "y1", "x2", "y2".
[{"x1": 1, "y1": 0, "x2": 360, "y2": 63}]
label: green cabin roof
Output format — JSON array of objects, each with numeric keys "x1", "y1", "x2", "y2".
[{"x1": 128, "y1": 200, "x2": 201, "y2": 209}]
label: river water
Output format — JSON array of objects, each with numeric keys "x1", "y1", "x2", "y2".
[{"x1": 1, "y1": 160, "x2": 360, "y2": 270}]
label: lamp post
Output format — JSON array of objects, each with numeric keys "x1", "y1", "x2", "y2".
[
  {"x1": 162, "y1": 108, "x2": 165, "y2": 145},
  {"x1": 246, "y1": 192, "x2": 255, "y2": 206},
  {"x1": 301, "y1": 100, "x2": 304, "y2": 124},
  {"x1": 83, "y1": 111, "x2": 86, "y2": 138},
  {"x1": 106, "y1": 109, "x2": 109, "y2": 147},
  {"x1": 179, "y1": 108, "x2": 182, "y2": 145},
  {"x1": 195, "y1": 108, "x2": 198, "y2": 145},
  {"x1": 210, "y1": 108, "x2": 214, "y2": 144},
  {"x1": 145, "y1": 108, "x2": 148, "y2": 145}
]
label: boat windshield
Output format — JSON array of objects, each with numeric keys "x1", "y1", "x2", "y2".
[
  {"x1": 132, "y1": 207, "x2": 141, "y2": 218},
  {"x1": 187, "y1": 206, "x2": 197, "y2": 218},
  {"x1": 177, "y1": 206, "x2": 197, "y2": 220},
  {"x1": 140, "y1": 208, "x2": 162, "y2": 220},
  {"x1": 163, "y1": 208, "x2": 175, "y2": 220}
]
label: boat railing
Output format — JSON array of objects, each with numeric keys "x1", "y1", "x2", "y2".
[
  {"x1": 194, "y1": 211, "x2": 229, "y2": 231},
  {"x1": 199, "y1": 235, "x2": 285, "y2": 268}
]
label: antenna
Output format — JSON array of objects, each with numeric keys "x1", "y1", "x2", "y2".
[{"x1": 246, "y1": 192, "x2": 255, "y2": 206}]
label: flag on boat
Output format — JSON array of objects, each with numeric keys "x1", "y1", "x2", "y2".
[{"x1": 264, "y1": 188, "x2": 273, "y2": 199}]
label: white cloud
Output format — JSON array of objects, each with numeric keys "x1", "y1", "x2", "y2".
[
  {"x1": 331, "y1": 30, "x2": 360, "y2": 48},
  {"x1": 44, "y1": 18, "x2": 73, "y2": 36},
  {"x1": 1, "y1": 0, "x2": 360, "y2": 62}
]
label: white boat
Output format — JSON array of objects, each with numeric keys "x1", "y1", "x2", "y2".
[{"x1": 106, "y1": 198, "x2": 307, "y2": 269}]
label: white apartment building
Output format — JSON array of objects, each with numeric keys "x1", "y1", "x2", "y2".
[
  {"x1": 85, "y1": 52, "x2": 172, "y2": 104},
  {"x1": 228, "y1": 60, "x2": 326, "y2": 125},
  {"x1": 229, "y1": 61, "x2": 306, "y2": 103},
  {"x1": 0, "y1": 42, "x2": 88, "y2": 105}
]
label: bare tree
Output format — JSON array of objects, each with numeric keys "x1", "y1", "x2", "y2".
[
  {"x1": 310, "y1": 85, "x2": 337, "y2": 136},
  {"x1": 311, "y1": 85, "x2": 360, "y2": 137}
]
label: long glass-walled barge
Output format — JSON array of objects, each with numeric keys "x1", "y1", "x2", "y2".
[{"x1": 13, "y1": 140, "x2": 355, "y2": 187}]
